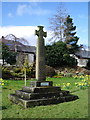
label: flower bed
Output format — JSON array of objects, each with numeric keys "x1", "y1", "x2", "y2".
[{"x1": 54, "y1": 75, "x2": 90, "y2": 90}]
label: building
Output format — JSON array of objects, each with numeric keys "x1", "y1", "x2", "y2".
[
  {"x1": 1, "y1": 34, "x2": 90, "y2": 67},
  {"x1": 75, "y1": 49, "x2": 90, "y2": 67},
  {"x1": 71, "y1": 49, "x2": 90, "y2": 67},
  {"x1": 1, "y1": 35, "x2": 36, "y2": 65}
]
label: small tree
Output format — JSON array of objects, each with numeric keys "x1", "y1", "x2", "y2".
[
  {"x1": 2, "y1": 42, "x2": 17, "y2": 65},
  {"x1": 64, "y1": 15, "x2": 79, "y2": 54},
  {"x1": 23, "y1": 56, "x2": 28, "y2": 86},
  {"x1": 49, "y1": 3, "x2": 68, "y2": 42},
  {"x1": 22, "y1": 56, "x2": 33, "y2": 86}
]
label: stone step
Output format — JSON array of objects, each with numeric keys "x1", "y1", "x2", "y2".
[
  {"x1": 22, "y1": 86, "x2": 61, "y2": 93},
  {"x1": 15, "y1": 90, "x2": 60, "y2": 100},
  {"x1": 15, "y1": 90, "x2": 70, "y2": 100},
  {"x1": 8, "y1": 94, "x2": 78, "y2": 108}
]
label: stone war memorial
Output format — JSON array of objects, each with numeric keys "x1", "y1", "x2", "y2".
[{"x1": 9, "y1": 26, "x2": 79, "y2": 108}]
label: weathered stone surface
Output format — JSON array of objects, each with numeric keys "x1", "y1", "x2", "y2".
[
  {"x1": 9, "y1": 85, "x2": 79, "y2": 108},
  {"x1": 9, "y1": 93, "x2": 78, "y2": 108},
  {"x1": 15, "y1": 90, "x2": 66, "y2": 100},
  {"x1": 22, "y1": 86, "x2": 61, "y2": 93},
  {"x1": 35, "y1": 26, "x2": 47, "y2": 81}
]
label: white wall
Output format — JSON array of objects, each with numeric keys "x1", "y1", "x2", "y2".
[
  {"x1": 28, "y1": 54, "x2": 34, "y2": 65},
  {"x1": 77, "y1": 58, "x2": 88, "y2": 67},
  {"x1": 0, "y1": 59, "x2": 3, "y2": 64},
  {"x1": 70, "y1": 54, "x2": 88, "y2": 67}
]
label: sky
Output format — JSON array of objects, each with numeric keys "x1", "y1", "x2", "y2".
[{"x1": 0, "y1": 2, "x2": 88, "y2": 47}]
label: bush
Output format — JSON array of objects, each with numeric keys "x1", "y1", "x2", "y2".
[
  {"x1": 2, "y1": 67, "x2": 13, "y2": 79},
  {"x1": 2, "y1": 64, "x2": 56, "y2": 80},
  {"x1": 45, "y1": 41, "x2": 77, "y2": 68},
  {"x1": 86, "y1": 59, "x2": 90, "y2": 70},
  {"x1": 2, "y1": 65, "x2": 35, "y2": 80},
  {"x1": 45, "y1": 65, "x2": 55, "y2": 77},
  {"x1": 13, "y1": 67, "x2": 21, "y2": 73}
]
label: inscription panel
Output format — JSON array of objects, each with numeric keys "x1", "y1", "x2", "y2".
[{"x1": 41, "y1": 82, "x2": 49, "y2": 86}]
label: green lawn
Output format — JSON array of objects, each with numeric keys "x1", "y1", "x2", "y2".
[{"x1": 1, "y1": 77, "x2": 89, "y2": 119}]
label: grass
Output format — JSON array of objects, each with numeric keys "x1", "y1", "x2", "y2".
[{"x1": 1, "y1": 77, "x2": 89, "y2": 119}]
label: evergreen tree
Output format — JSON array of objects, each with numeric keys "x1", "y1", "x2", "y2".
[{"x1": 64, "y1": 15, "x2": 79, "y2": 54}]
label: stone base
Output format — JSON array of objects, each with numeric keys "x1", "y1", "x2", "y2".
[
  {"x1": 22, "y1": 86, "x2": 61, "y2": 93},
  {"x1": 8, "y1": 84, "x2": 79, "y2": 108},
  {"x1": 9, "y1": 93, "x2": 78, "y2": 108}
]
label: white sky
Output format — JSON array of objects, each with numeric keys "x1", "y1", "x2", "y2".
[{"x1": 0, "y1": 26, "x2": 52, "y2": 46}]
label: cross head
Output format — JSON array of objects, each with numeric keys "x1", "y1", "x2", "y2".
[{"x1": 35, "y1": 26, "x2": 47, "y2": 38}]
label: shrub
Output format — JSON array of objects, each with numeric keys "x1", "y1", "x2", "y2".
[
  {"x1": 2, "y1": 64, "x2": 55, "y2": 79},
  {"x1": 45, "y1": 65, "x2": 55, "y2": 77},
  {"x1": 2, "y1": 65, "x2": 34, "y2": 80},
  {"x1": 13, "y1": 67, "x2": 21, "y2": 73},
  {"x1": 2, "y1": 67, "x2": 13, "y2": 79},
  {"x1": 86, "y1": 58, "x2": 90, "y2": 69}
]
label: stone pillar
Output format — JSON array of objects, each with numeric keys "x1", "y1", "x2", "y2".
[{"x1": 35, "y1": 26, "x2": 47, "y2": 81}]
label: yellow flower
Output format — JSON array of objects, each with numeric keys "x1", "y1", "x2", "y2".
[
  {"x1": 2, "y1": 83, "x2": 4, "y2": 86},
  {"x1": 84, "y1": 83, "x2": 87, "y2": 85},
  {"x1": 67, "y1": 83, "x2": 70, "y2": 86},
  {"x1": 63, "y1": 85, "x2": 66, "y2": 87},
  {"x1": 75, "y1": 82, "x2": 77, "y2": 85}
]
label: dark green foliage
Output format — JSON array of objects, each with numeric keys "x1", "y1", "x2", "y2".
[
  {"x1": 45, "y1": 41, "x2": 77, "y2": 67},
  {"x1": 63, "y1": 54, "x2": 77, "y2": 66},
  {"x1": 64, "y1": 15, "x2": 79, "y2": 54},
  {"x1": 45, "y1": 41, "x2": 66, "y2": 67},
  {"x1": 86, "y1": 59, "x2": 90, "y2": 70},
  {"x1": 2, "y1": 42, "x2": 17, "y2": 65}
]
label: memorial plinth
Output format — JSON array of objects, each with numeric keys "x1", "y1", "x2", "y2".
[
  {"x1": 30, "y1": 81, "x2": 53, "y2": 87},
  {"x1": 9, "y1": 26, "x2": 79, "y2": 108},
  {"x1": 9, "y1": 86, "x2": 78, "y2": 108}
]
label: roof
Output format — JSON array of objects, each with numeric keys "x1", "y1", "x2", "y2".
[
  {"x1": 75, "y1": 49, "x2": 90, "y2": 59},
  {"x1": 1, "y1": 37, "x2": 36, "y2": 54}
]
